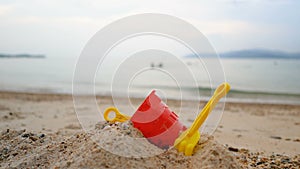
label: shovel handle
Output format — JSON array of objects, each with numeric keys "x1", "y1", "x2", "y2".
[
  {"x1": 188, "y1": 83, "x2": 230, "y2": 135},
  {"x1": 103, "y1": 107, "x2": 131, "y2": 123}
]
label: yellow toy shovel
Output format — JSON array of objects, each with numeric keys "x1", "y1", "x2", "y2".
[{"x1": 174, "y1": 82, "x2": 230, "y2": 156}]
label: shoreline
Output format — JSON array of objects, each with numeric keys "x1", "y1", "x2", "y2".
[{"x1": 1, "y1": 89, "x2": 300, "y2": 106}]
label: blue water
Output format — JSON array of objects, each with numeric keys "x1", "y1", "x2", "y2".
[{"x1": 0, "y1": 57, "x2": 299, "y2": 104}]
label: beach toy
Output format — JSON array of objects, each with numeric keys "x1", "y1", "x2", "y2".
[
  {"x1": 104, "y1": 91, "x2": 187, "y2": 149},
  {"x1": 174, "y1": 82, "x2": 230, "y2": 156},
  {"x1": 103, "y1": 107, "x2": 130, "y2": 123},
  {"x1": 130, "y1": 90, "x2": 187, "y2": 149},
  {"x1": 103, "y1": 82, "x2": 230, "y2": 155}
]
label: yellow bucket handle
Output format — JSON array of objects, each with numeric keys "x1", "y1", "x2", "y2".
[{"x1": 103, "y1": 107, "x2": 130, "y2": 123}]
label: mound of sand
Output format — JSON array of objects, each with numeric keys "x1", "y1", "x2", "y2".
[
  {"x1": 2, "y1": 121, "x2": 299, "y2": 169},
  {"x1": 0, "y1": 121, "x2": 242, "y2": 168}
]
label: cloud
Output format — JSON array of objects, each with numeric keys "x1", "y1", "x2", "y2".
[
  {"x1": 187, "y1": 19, "x2": 258, "y2": 35},
  {"x1": 13, "y1": 15, "x2": 101, "y2": 25},
  {"x1": 0, "y1": 0, "x2": 299, "y2": 54},
  {"x1": 0, "y1": 4, "x2": 14, "y2": 16}
]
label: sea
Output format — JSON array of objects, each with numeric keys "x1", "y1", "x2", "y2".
[{"x1": 0, "y1": 56, "x2": 300, "y2": 105}]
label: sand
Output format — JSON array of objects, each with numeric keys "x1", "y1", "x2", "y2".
[
  {"x1": 0, "y1": 123, "x2": 241, "y2": 168},
  {"x1": 0, "y1": 91, "x2": 300, "y2": 168}
]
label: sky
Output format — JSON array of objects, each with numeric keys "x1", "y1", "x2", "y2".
[{"x1": 0, "y1": 0, "x2": 299, "y2": 58}]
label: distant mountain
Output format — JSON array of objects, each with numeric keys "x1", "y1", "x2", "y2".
[
  {"x1": 220, "y1": 49, "x2": 300, "y2": 59},
  {"x1": 0, "y1": 53, "x2": 45, "y2": 58},
  {"x1": 185, "y1": 49, "x2": 300, "y2": 59}
]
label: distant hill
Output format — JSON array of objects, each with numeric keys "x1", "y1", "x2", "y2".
[
  {"x1": 220, "y1": 49, "x2": 300, "y2": 59},
  {"x1": 0, "y1": 53, "x2": 45, "y2": 58},
  {"x1": 185, "y1": 49, "x2": 300, "y2": 59}
]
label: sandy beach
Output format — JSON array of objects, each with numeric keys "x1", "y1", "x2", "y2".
[
  {"x1": 1, "y1": 1, "x2": 300, "y2": 168},
  {"x1": 0, "y1": 91, "x2": 299, "y2": 168}
]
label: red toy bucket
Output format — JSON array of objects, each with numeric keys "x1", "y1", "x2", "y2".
[{"x1": 130, "y1": 90, "x2": 187, "y2": 149}]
